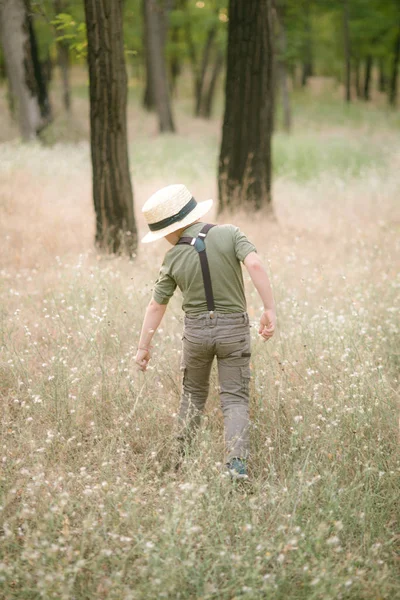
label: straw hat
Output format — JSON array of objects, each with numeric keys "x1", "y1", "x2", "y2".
[{"x1": 141, "y1": 184, "x2": 213, "y2": 243}]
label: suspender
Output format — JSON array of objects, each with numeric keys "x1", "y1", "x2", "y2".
[{"x1": 177, "y1": 224, "x2": 216, "y2": 315}]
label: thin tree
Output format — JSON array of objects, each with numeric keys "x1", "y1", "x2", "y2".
[
  {"x1": 354, "y1": 59, "x2": 361, "y2": 98},
  {"x1": 378, "y1": 57, "x2": 387, "y2": 93},
  {"x1": 343, "y1": 0, "x2": 351, "y2": 103},
  {"x1": 389, "y1": 24, "x2": 400, "y2": 106},
  {"x1": 201, "y1": 49, "x2": 224, "y2": 118},
  {"x1": 144, "y1": 0, "x2": 175, "y2": 132},
  {"x1": 84, "y1": 0, "x2": 137, "y2": 255},
  {"x1": 275, "y1": 0, "x2": 292, "y2": 133},
  {"x1": 169, "y1": 4, "x2": 182, "y2": 95},
  {"x1": 301, "y1": 0, "x2": 313, "y2": 87},
  {"x1": 363, "y1": 55, "x2": 372, "y2": 101},
  {"x1": 142, "y1": 0, "x2": 155, "y2": 110},
  {"x1": 195, "y1": 23, "x2": 218, "y2": 116},
  {"x1": 181, "y1": 0, "x2": 221, "y2": 117},
  {"x1": 0, "y1": 0, "x2": 51, "y2": 139},
  {"x1": 53, "y1": 0, "x2": 71, "y2": 112},
  {"x1": 218, "y1": 0, "x2": 274, "y2": 212}
]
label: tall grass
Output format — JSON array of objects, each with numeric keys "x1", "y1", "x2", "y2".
[{"x1": 0, "y1": 77, "x2": 399, "y2": 599}]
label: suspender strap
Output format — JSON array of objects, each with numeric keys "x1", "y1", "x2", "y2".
[{"x1": 177, "y1": 224, "x2": 216, "y2": 313}]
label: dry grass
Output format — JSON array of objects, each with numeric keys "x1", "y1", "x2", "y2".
[{"x1": 0, "y1": 74, "x2": 399, "y2": 599}]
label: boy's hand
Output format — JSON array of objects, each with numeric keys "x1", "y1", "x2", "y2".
[
  {"x1": 135, "y1": 348, "x2": 151, "y2": 371},
  {"x1": 259, "y1": 310, "x2": 276, "y2": 341}
]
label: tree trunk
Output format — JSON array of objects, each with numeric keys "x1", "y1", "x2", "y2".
[
  {"x1": 218, "y1": 0, "x2": 274, "y2": 212},
  {"x1": 378, "y1": 57, "x2": 386, "y2": 93},
  {"x1": 27, "y1": 6, "x2": 52, "y2": 123},
  {"x1": 169, "y1": 21, "x2": 181, "y2": 95},
  {"x1": 0, "y1": 52, "x2": 6, "y2": 80},
  {"x1": 54, "y1": 0, "x2": 71, "y2": 112},
  {"x1": 84, "y1": 0, "x2": 137, "y2": 255},
  {"x1": 182, "y1": 2, "x2": 201, "y2": 111},
  {"x1": 57, "y1": 42, "x2": 71, "y2": 111},
  {"x1": 389, "y1": 25, "x2": 400, "y2": 106},
  {"x1": 343, "y1": 0, "x2": 351, "y2": 103},
  {"x1": 195, "y1": 24, "x2": 217, "y2": 116},
  {"x1": 301, "y1": 0, "x2": 313, "y2": 87},
  {"x1": 277, "y1": 12, "x2": 291, "y2": 133},
  {"x1": 354, "y1": 60, "x2": 361, "y2": 98},
  {"x1": 142, "y1": 0, "x2": 155, "y2": 110},
  {"x1": 363, "y1": 55, "x2": 372, "y2": 101},
  {"x1": 145, "y1": 0, "x2": 175, "y2": 132},
  {"x1": 0, "y1": 0, "x2": 49, "y2": 139},
  {"x1": 41, "y1": 52, "x2": 53, "y2": 85},
  {"x1": 200, "y1": 50, "x2": 224, "y2": 118}
]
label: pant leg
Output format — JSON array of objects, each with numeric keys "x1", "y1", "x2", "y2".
[
  {"x1": 215, "y1": 324, "x2": 251, "y2": 462},
  {"x1": 177, "y1": 329, "x2": 214, "y2": 445}
]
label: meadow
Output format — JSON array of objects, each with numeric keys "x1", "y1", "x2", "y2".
[{"x1": 0, "y1": 71, "x2": 399, "y2": 599}]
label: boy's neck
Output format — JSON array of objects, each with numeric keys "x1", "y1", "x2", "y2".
[{"x1": 165, "y1": 219, "x2": 201, "y2": 245}]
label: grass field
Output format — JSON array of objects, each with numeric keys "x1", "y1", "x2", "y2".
[{"x1": 0, "y1": 72, "x2": 399, "y2": 599}]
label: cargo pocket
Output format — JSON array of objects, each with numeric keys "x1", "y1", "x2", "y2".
[{"x1": 241, "y1": 366, "x2": 251, "y2": 397}]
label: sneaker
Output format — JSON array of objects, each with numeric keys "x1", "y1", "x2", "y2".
[{"x1": 226, "y1": 457, "x2": 248, "y2": 480}]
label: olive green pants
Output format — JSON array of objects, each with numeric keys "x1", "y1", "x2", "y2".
[{"x1": 178, "y1": 312, "x2": 251, "y2": 462}]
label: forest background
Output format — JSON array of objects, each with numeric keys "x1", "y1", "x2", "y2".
[{"x1": 0, "y1": 0, "x2": 399, "y2": 599}]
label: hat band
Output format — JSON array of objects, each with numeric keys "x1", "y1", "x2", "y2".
[{"x1": 148, "y1": 197, "x2": 197, "y2": 232}]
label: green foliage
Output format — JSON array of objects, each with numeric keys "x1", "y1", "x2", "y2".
[
  {"x1": 168, "y1": 0, "x2": 228, "y2": 65},
  {"x1": 123, "y1": 0, "x2": 143, "y2": 66},
  {"x1": 23, "y1": 0, "x2": 400, "y2": 105},
  {"x1": 52, "y1": 13, "x2": 87, "y2": 59},
  {"x1": 278, "y1": 0, "x2": 400, "y2": 88}
]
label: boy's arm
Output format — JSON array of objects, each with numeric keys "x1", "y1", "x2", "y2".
[
  {"x1": 135, "y1": 299, "x2": 167, "y2": 371},
  {"x1": 243, "y1": 251, "x2": 276, "y2": 340}
]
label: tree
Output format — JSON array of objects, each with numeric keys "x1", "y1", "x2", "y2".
[
  {"x1": 53, "y1": 0, "x2": 72, "y2": 112},
  {"x1": 343, "y1": 0, "x2": 351, "y2": 102},
  {"x1": 144, "y1": 0, "x2": 175, "y2": 132},
  {"x1": 275, "y1": 0, "x2": 292, "y2": 133},
  {"x1": 201, "y1": 48, "x2": 224, "y2": 118},
  {"x1": 218, "y1": 0, "x2": 274, "y2": 212},
  {"x1": 301, "y1": 0, "x2": 313, "y2": 86},
  {"x1": 175, "y1": 0, "x2": 227, "y2": 117},
  {"x1": 363, "y1": 54, "x2": 372, "y2": 101},
  {"x1": 142, "y1": 0, "x2": 156, "y2": 109},
  {"x1": 0, "y1": 0, "x2": 51, "y2": 140},
  {"x1": 389, "y1": 23, "x2": 400, "y2": 106},
  {"x1": 83, "y1": 0, "x2": 137, "y2": 255}
]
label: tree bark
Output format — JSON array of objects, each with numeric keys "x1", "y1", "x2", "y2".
[
  {"x1": 218, "y1": 0, "x2": 274, "y2": 212},
  {"x1": 363, "y1": 55, "x2": 372, "y2": 101},
  {"x1": 169, "y1": 16, "x2": 181, "y2": 95},
  {"x1": 182, "y1": 0, "x2": 201, "y2": 112},
  {"x1": 276, "y1": 9, "x2": 291, "y2": 133},
  {"x1": 84, "y1": 0, "x2": 137, "y2": 255},
  {"x1": 195, "y1": 24, "x2": 217, "y2": 116},
  {"x1": 144, "y1": 0, "x2": 175, "y2": 132},
  {"x1": 343, "y1": 0, "x2": 351, "y2": 103},
  {"x1": 354, "y1": 59, "x2": 361, "y2": 98},
  {"x1": 389, "y1": 25, "x2": 400, "y2": 106},
  {"x1": 142, "y1": 0, "x2": 156, "y2": 111},
  {"x1": 26, "y1": 6, "x2": 52, "y2": 123},
  {"x1": 0, "y1": 0, "x2": 49, "y2": 139},
  {"x1": 57, "y1": 42, "x2": 71, "y2": 111},
  {"x1": 200, "y1": 50, "x2": 224, "y2": 118},
  {"x1": 378, "y1": 57, "x2": 386, "y2": 93},
  {"x1": 0, "y1": 51, "x2": 6, "y2": 80},
  {"x1": 54, "y1": 0, "x2": 71, "y2": 112},
  {"x1": 301, "y1": 0, "x2": 313, "y2": 87}
]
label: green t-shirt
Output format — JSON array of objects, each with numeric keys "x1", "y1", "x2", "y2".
[{"x1": 152, "y1": 222, "x2": 257, "y2": 315}]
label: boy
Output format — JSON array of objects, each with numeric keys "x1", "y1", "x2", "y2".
[{"x1": 135, "y1": 184, "x2": 276, "y2": 479}]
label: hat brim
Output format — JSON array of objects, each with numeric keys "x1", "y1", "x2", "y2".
[{"x1": 141, "y1": 199, "x2": 213, "y2": 243}]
